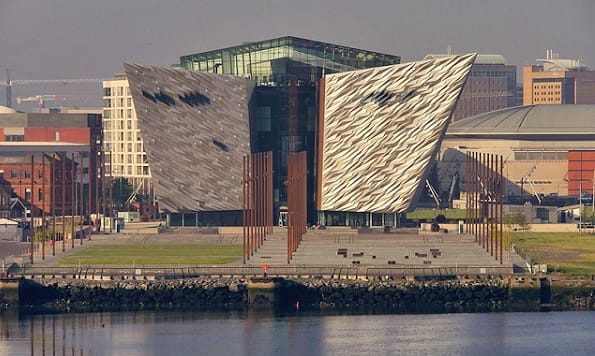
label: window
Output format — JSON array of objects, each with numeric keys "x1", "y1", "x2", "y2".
[
  {"x1": 38, "y1": 188, "x2": 43, "y2": 201},
  {"x1": 104, "y1": 87, "x2": 112, "y2": 96},
  {"x1": 5, "y1": 135, "x2": 24, "y2": 141},
  {"x1": 10, "y1": 170, "x2": 17, "y2": 178},
  {"x1": 24, "y1": 170, "x2": 31, "y2": 179},
  {"x1": 25, "y1": 188, "x2": 31, "y2": 201}
]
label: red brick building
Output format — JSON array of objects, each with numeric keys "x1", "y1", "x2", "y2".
[{"x1": 0, "y1": 109, "x2": 103, "y2": 219}]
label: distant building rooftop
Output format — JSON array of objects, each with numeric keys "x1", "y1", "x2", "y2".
[
  {"x1": 446, "y1": 105, "x2": 595, "y2": 137},
  {"x1": 424, "y1": 53, "x2": 508, "y2": 65},
  {"x1": 535, "y1": 49, "x2": 589, "y2": 71},
  {"x1": 0, "y1": 105, "x2": 18, "y2": 114}
]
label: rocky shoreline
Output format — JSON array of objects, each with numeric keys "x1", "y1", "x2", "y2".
[{"x1": 2, "y1": 276, "x2": 594, "y2": 313}]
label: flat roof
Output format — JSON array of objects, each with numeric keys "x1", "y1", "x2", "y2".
[{"x1": 0, "y1": 142, "x2": 89, "y2": 152}]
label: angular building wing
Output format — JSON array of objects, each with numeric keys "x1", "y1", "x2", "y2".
[
  {"x1": 124, "y1": 64, "x2": 253, "y2": 212},
  {"x1": 318, "y1": 54, "x2": 476, "y2": 213}
]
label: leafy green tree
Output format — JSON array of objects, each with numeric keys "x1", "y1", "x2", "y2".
[
  {"x1": 111, "y1": 177, "x2": 134, "y2": 209},
  {"x1": 503, "y1": 212, "x2": 530, "y2": 231}
]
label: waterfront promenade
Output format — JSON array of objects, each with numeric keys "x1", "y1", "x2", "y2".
[{"x1": 2, "y1": 222, "x2": 528, "y2": 279}]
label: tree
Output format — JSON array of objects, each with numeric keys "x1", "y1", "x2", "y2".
[
  {"x1": 111, "y1": 177, "x2": 134, "y2": 209},
  {"x1": 503, "y1": 212, "x2": 530, "y2": 232}
]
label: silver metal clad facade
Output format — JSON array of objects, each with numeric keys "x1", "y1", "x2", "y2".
[
  {"x1": 124, "y1": 64, "x2": 252, "y2": 212},
  {"x1": 320, "y1": 54, "x2": 476, "y2": 213}
]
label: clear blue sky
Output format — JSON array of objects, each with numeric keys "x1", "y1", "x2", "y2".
[{"x1": 1, "y1": 0, "x2": 594, "y2": 108}]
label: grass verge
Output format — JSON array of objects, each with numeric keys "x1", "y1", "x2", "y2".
[
  {"x1": 511, "y1": 232, "x2": 595, "y2": 278},
  {"x1": 59, "y1": 244, "x2": 242, "y2": 266}
]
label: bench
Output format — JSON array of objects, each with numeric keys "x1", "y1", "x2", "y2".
[
  {"x1": 352, "y1": 252, "x2": 364, "y2": 257},
  {"x1": 352, "y1": 260, "x2": 360, "y2": 265},
  {"x1": 388, "y1": 260, "x2": 396, "y2": 265},
  {"x1": 423, "y1": 260, "x2": 432, "y2": 265},
  {"x1": 415, "y1": 253, "x2": 428, "y2": 258},
  {"x1": 337, "y1": 248, "x2": 348, "y2": 257}
]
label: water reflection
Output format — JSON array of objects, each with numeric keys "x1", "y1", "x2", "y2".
[{"x1": 2, "y1": 310, "x2": 595, "y2": 355}]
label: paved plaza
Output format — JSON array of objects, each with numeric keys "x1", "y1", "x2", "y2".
[{"x1": 2, "y1": 223, "x2": 528, "y2": 278}]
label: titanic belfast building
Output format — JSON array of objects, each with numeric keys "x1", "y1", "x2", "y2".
[{"x1": 124, "y1": 36, "x2": 475, "y2": 227}]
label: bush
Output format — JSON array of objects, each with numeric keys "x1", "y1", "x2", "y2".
[{"x1": 435, "y1": 214, "x2": 447, "y2": 223}]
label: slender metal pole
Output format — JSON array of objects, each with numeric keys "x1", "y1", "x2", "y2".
[
  {"x1": 109, "y1": 151, "x2": 113, "y2": 234},
  {"x1": 500, "y1": 155, "x2": 504, "y2": 264},
  {"x1": 88, "y1": 151, "x2": 92, "y2": 239},
  {"x1": 62, "y1": 155, "x2": 66, "y2": 252},
  {"x1": 51, "y1": 153, "x2": 56, "y2": 256},
  {"x1": 30, "y1": 154, "x2": 34, "y2": 264},
  {"x1": 80, "y1": 152, "x2": 84, "y2": 245},
  {"x1": 71, "y1": 153, "x2": 75, "y2": 249},
  {"x1": 42, "y1": 154, "x2": 46, "y2": 260},
  {"x1": 243, "y1": 155, "x2": 247, "y2": 264}
]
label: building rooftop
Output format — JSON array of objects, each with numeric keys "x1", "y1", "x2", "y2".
[
  {"x1": 180, "y1": 35, "x2": 401, "y2": 77},
  {"x1": 446, "y1": 105, "x2": 595, "y2": 137},
  {"x1": 0, "y1": 105, "x2": 18, "y2": 114},
  {"x1": 424, "y1": 54, "x2": 508, "y2": 65}
]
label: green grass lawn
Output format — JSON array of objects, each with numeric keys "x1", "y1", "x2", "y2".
[
  {"x1": 511, "y1": 232, "x2": 595, "y2": 277},
  {"x1": 59, "y1": 244, "x2": 243, "y2": 266},
  {"x1": 406, "y1": 209, "x2": 468, "y2": 220}
]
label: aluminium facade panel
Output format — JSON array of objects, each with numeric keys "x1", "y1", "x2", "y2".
[
  {"x1": 124, "y1": 64, "x2": 252, "y2": 212},
  {"x1": 319, "y1": 54, "x2": 476, "y2": 213}
]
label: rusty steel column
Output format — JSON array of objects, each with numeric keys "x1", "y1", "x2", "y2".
[
  {"x1": 71, "y1": 153, "x2": 75, "y2": 249},
  {"x1": 62, "y1": 155, "x2": 66, "y2": 252},
  {"x1": 474, "y1": 151, "x2": 479, "y2": 242},
  {"x1": 88, "y1": 151, "x2": 93, "y2": 238},
  {"x1": 109, "y1": 151, "x2": 113, "y2": 234},
  {"x1": 267, "y1": 152, "x2": 273, "y2": 233},
  {"x1": 250, "y1": 153, "x2": 256, "y2": 256},
  {"x1": 243, "y1": 155, "x2": 247, "y2": 264},
  {"x1": 51, "y1": 153, "x2": 56, "y2": 256},
  {"x1": 42, "y1": 154, "x2": 46, "y2": 260},
  {"x1": 465, "y1": 152, "x2": 470, "y2": 235},
  {"x1": 287, "y1": 153, "x2": 294, "y2": 264},
  {"x1": 287, "y1": 151, "x2": 307, "y2": 264},
  {"x1": 482, "y1": 152, "x2": 487, "y2": 250},
  {"x1": 30, "y1": 155, "x2": 34, "y2": 264},
  {"x1": 467, "y1": 151, "x2": 505, "y2": 259},
  {"x1": 79, "y1": 152, "x2": 84, "y2": 245},
  {"x1": 257, "y1": 153, "x2": 263, "y2": 248},
  {"x1": 488, "y1": 153, "x2": 496, "y2": 256},
  {"x1": 500, "y1": 155, "x2": 504, "y2": 264}
]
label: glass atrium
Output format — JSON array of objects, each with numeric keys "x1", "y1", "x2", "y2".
[{"x1": 178, "y1": 36, "x2": 401, "y2": 226}]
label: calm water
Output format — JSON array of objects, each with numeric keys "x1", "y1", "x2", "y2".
[{"x1": 1, "y1": 310, "x2": 594, "y2": 356}]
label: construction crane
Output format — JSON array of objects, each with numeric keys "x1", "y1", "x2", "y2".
[
  {"x1": 16, "y1": 94, "x2": 101, "y2": 109},
  {"x1": 1, "y1": 69, "x2": 108, "y2": 108}
]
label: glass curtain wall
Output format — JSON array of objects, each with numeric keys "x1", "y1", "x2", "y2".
[{"x1": 179, "y1": 36, "x2": 401, "y2": 226}]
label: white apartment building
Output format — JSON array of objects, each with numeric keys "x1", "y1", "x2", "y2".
[{"x1": 102, "y1": 74, "x2": 152, "y2": 199}]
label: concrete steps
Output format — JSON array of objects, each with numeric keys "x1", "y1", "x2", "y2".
[{"x1": 246, "y1": 232, "x2": 288, "y2": 266}]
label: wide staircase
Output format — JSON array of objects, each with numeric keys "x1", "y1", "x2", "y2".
[{"x1": 246, "y1": 230, "x2": 289, "y2": 266}]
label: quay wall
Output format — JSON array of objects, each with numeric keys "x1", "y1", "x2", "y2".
[{"x1": 2, "y1": 277, "x2": 594, "y2": 313}]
